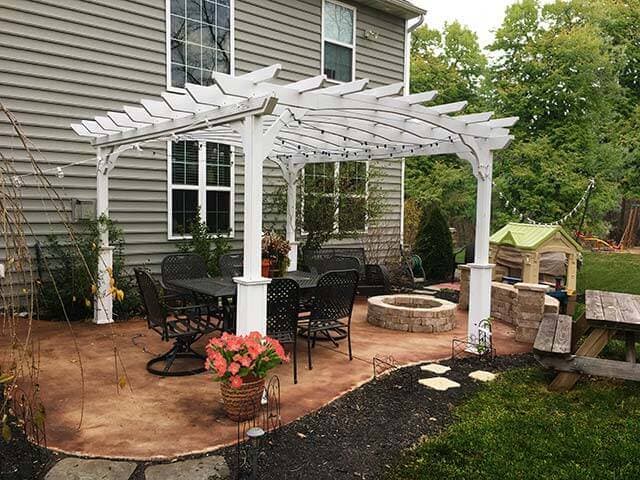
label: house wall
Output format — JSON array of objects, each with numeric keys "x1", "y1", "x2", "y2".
[{"x1": 0, "y1": 0, "x2": 408, "y2": 280}]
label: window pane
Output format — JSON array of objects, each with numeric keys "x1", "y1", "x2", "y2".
[
  {"x1": 338, "y1": 196, "x2": 366, "y2": 232},
  {"x1": 324, "y1": 1, "x2": 354, "y2": 45},
  {"x1": 304, "y1": 163, "x2": 335, "y2": 194},
  {"x1": 324, "y1": 42, "x2": 352, "y2": 82},
  {"x1": 202, "y1": 0, "x2": 216, "y2": 25},
  {"x1": 206, "y1": 191, "x2": 231, "y2": 233},
  {"x1": 171, "y1": 0, "x2": 228, "y2": 86},
  {"x1": 172, "y1": 141, "x2": 199, "y2": 185},
  {"x1": 171, "y1": 0, "x2": 185, "y2": 17},
  {"x1": 206, "y1": 143, "x2": 231, "y2": 187},
  {"x1": 303, "y1": 194, "x2": 335, "y2": 232},
  {"x1": 338, "y1": 161, "x2": 366, "y2": 194},
  {"x1": 171, "y1": 15, "x2": 186, "y2": 40},
  {"x1": 172, "y1": 189, "x2": 198, "y2": 235},
  {"x1": 186, "y1": 0, "x2": 202, "y2": 21}
]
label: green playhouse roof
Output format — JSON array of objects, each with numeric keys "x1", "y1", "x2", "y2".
[{"x1": 490, "y1": 223, "x2": 582, "y2": 251}]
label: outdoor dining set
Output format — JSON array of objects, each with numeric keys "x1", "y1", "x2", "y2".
[{"x1": 134, "y1": 252, "x2": 364, "y2": 384}]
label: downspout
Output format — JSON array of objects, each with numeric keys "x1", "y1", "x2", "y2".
[{"x1": 400, "y1": 14, "x2": 424, "y2": 250}]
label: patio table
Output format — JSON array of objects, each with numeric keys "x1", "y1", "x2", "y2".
[
  {"x1": 545, "y1": 289, "x2": 640, "y2": 391},
  {"x1": 167, "y1": 272, "x2": 321, "y2": 332}
]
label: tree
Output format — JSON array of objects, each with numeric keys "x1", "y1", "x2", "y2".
[{"x1": 414, "y1": 203, "x2": 454, "y2": 283}]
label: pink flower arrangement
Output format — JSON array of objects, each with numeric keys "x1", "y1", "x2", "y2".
[{"x1": 205, "y1": 332, "x2": 289, "y2": 388}]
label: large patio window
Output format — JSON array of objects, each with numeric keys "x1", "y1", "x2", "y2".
[
  {"x1": 168, "y1": 0, "x2": 232, "y2": 89},
  {"x1": 169, "y1": 140, "x2": 233, "y2": 238},
  {"x1": 322, "y1": 0, "x2": 356, "y2": 82},
  {"x1": 303, "y1": 162, "x2": 367, "y2": 234}
]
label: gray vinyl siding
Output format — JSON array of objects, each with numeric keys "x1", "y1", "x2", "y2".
[{"x1": 0, "y1": 0, "x2": 407, "y2": 279}]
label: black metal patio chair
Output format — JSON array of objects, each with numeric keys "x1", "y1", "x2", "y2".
[
  {"x1": 134, "y1": 268, "x2": 221, "y2": 377},
  {"x1": 299, "y1": 269, "x2": 359, "y2": 370},
  {"x1": 219, "y1": 252, "x2": 243, "y2": 278},
  {"x1": 267, "y1": 278, "x2": 300, "y2": 384},
  {"x1": 160, "y1": 253, "x2": 209, "y2": 305}
]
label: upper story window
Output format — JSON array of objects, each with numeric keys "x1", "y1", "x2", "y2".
[
  {"x1": 168, "y1": 0, "x2": 232, "y2": 89},
  {"x1": 322, "y1": 0, "x2": 356, "y2": 82}
]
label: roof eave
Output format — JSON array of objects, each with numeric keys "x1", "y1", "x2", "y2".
[{"x1": 353, "y1": 0, "x2": 426, "y2": 19}]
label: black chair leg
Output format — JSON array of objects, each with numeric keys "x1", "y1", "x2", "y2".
[
  {"x1": 146, "y1": 337, "x2": 206, "y2": 377},
  {"x1": 307, "y1": 327, "x2": 313, "y2": 370},
  {"x1": 348, "y1": 326, "x2": 353, "y2": 361},
  {"x1": 293, "y1": 342, "x2": 298, "y2": 384}
]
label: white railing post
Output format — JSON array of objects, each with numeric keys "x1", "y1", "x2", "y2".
[
  {"x1": 94, "y1": 147, "x2": 113, "y2": 324},
  {"x1": 467, "y1": 148, "x2": 494, "y2": 350},
  {"x1": 285, "y1": 167, "x2": 298, "y2": 271},
  {"x1": 234, "y1": 114, "x2": 270, "y2": 335}
]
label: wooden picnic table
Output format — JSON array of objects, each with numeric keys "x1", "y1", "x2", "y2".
[{"x1": 536, "y1": 289, "x2": 640, "y2": 391}]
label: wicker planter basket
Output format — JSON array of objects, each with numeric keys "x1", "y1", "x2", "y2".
[{"x1": 220, "y1": 376, "x2": 265, "y2": 421}]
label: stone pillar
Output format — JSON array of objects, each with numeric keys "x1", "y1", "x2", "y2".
[
  {"x1": 514, "y1": 282, "x2": 549, "y2": 343},
  {"x1": 458, "y1": 264, "x2": 471, "y2": 311}
]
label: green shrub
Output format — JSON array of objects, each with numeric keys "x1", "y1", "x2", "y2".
[
  {"x1": 176, "y1": 210, "x2": 231, "y2": 276},
  {"x1": 38, "y1": 216, "x2": 140, "y2": 321},
  {"x1": 413, "y1": 203, "x2": 454, "y2": 283}
]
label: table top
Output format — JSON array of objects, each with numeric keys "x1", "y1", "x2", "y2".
[
  {"x1": 168, "y1": 271, "x2": 320, "y2": 298},
  {"x1": 585, "y1": 289, "x2": 640, "y2": 332}
]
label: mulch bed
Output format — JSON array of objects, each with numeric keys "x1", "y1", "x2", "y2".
[
  {"x1": 219, "y1": 353, "x2": 536, "y2": 479},
  {"x1": 0, "y1": 416, "x2": 59, "y2": 480},
  {"x1": 4, "y1": 354, "x2": 536, "y2": 479}
]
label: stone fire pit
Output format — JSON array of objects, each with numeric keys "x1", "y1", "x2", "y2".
[{"x1": 367, "y1": 294, "x2": 457, "y2": 333}]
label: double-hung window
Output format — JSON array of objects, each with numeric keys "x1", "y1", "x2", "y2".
[
  {"x1": 168, "y1": 0, "x2": 231, "y2": 88},
  {"x1": 322, "y1": 0, "x2": 356, "y2": 82},
  {"x1": 169, "y1": 141, "x2": 233, "y2": 238},
  {"x1": 303, "y1": 162, "x2": 367, "y2": 234}
]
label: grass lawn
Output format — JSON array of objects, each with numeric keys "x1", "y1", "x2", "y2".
[
  {"x1": 389, "y1": 368, "x2": 640, "y2": 480},
  {"x1": 576, "y1": 252, "x2": 640, "y2": 295}
]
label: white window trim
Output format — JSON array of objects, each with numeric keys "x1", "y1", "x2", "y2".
[
  {"x1": 321, "y1": 0, "x2": 357, "y2": 84},
  {"x1": 165, "y1": 0, "x2": 236, "y2": 93},
  {"x1": 300, "y1": 161, "x2": 369, "y2": 236},
  {"x1": 167, "y1": 141, "x2": 235, "y2": 240}
]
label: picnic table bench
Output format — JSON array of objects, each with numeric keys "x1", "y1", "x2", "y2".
[{"x1": 534, "y1": 290, "x2": 640, "y2": 391}]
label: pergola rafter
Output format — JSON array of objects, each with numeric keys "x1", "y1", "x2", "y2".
[{"x1": 71, "y1": 64, "x2": 517, "y2": 350}]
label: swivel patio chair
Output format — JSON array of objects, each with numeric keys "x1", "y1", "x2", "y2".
[
  {"x1": 300, "y1": 269, "x2": 359, "y2": 370},
  {"x1": 325, "y1": 255, "x2": 362, "y2": 273},
  {"x1": 267, "y1": 278, "x2": 300, "y2": 384},
  {"x1": 135, "y1": 268, "x2": 221, "y2": 376},
  {"x1": 219, "y1": 252, "x2": 244, "y2": 278}
]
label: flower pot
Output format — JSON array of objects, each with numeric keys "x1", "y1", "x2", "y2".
[
  {"x1": 220, "y1": 376, "x2": 265, "y2": 421},
  {"x1": 261, "y1": 259, "x2": 271, "y2": 277}
]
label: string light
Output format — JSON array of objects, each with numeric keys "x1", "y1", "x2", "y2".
[{"x1": 493, "y1": 178, "x2": 595, "y2": 226}]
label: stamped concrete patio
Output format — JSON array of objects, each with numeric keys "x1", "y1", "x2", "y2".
[{"x1": 14, "y1": 298, "x2": 530, "y2": 460}]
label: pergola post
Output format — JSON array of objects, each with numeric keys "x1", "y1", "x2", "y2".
[
  {"x1": 94, "y1": 147, "x2": 114, "y2": 324},
  {"x1": 467, "y1": 148, "x2": 494, "y2": 349},
  {"x1": 235, "y1": 114, "x2": 270, "y2": 335},
  {"x1": 285, "y1": 165, "x2": 298, "y2": 271}
]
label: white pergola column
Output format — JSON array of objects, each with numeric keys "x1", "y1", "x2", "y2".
[
  {"x1": 235, "y1": 114, "x2": 270, "y2": 335},
  {"x1": 467, "y1": 149, "x2": 494, "y2": 349},
  {"x1": 94, "y1": 147, "x2": 114, "y2": 324},
  {"x1": 285, "y1": 167, "x2": 298, "y2": 271}
]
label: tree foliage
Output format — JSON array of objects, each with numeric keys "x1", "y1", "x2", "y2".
[
  {"x1": 406, "y1": 0, "x2": 640, "y2": 241},
  {"x1": 414, "y1": 203, "x2": 454, "y2": 282}
]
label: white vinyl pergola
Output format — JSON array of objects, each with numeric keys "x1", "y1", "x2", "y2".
[{"x1": 71, "y1": 64, "x2": 517, "y2": 349}]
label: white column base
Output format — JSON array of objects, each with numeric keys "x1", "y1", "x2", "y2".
[
  {"x1": 234, "y1": 276, "x2": 271, "y2": 335},
  {"x1": 94, "y1": 246, "x2": 114, "y2": 325},
  {"x1": 467, "y1": 263, "x2": 494, "y2": 353},
  {"x1": 287, "y1": 241, "x2": 299, "y2": 272}
]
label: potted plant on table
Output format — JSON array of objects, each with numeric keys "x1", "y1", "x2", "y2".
[
  {"x1": 205, "y1": 332, "x2": 289, "y2": 421},
  {"x1": 261, "y1": 231, "x2": 291, "y2": 277}
]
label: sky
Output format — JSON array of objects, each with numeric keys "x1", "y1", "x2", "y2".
[{"x1": 412, "y1": 0, "x2": 553, "y2": 49}]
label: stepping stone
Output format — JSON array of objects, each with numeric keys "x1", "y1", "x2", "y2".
[
  {"x1": 418, "y1": 377, "x2": 460, "y2": 391},
  {"x1": 145, "y1": 456, "x2": 229, "y2": 480},
  {"x1": 469, "y1": 370, "x2": 497, "y2": 382},
  {"x1": 420, "y1": 363, "x2": 451, "y2": 375},
  {"x1": 45, "y1": 458, "x2": 136, "y2": 480}
]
